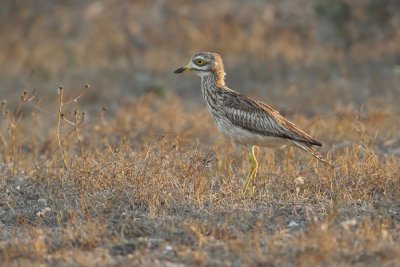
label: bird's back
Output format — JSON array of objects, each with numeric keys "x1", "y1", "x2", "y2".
[{"x1": 201, "y1": 80, "x2": 322, "y2": 148}]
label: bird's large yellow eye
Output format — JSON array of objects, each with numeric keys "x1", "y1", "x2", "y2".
[{"x1": 195, "y1": 59, "x2": 205, "y2": 66}]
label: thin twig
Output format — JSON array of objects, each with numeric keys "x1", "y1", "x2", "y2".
[
  {"x1": 57, "y1": 86, "x2": 70, "y2": 171},
  {"x1": 74, "y1": 110, "x2": 85, "y2": 155},
  {"x1": 63, "y1": 84, "x2": 91, "y2": 105}
]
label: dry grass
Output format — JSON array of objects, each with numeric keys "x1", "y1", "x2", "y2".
[
  {"x1": 0, "y1": 88, "x2": 399, "y2": 266},
  {"x1": 0, "y1": 1, "x2": 399, "y2": 265}
]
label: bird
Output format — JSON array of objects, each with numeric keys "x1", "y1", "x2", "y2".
[{"x1": 174, "y1": 52, "x2": 332, "y2": 194}]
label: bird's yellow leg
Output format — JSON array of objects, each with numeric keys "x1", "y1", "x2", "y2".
[{"x1": 242, "y1": 146, "x2": 258, "y2": 194}]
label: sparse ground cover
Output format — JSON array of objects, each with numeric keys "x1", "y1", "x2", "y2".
[
  {"x1": 1, "y1": 1, "x2": 400, "y2": 266},
  {"x1": 0, "y1": 90, "x2": 399, "y2": 266}
]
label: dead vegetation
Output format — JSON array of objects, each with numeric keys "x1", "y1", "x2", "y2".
[
  {"x1": 0, "y1": 87, "x2": 399, "y2": 266},
  {"x1": 0, "y1": 1, "x2": 399, "y2": 266}
]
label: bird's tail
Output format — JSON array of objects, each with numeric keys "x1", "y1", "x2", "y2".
[{"x1": 292, "y1": 141, "x2": 335, "y2": 168}]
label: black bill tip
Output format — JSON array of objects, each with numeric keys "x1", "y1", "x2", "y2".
[{"x1": 174, "y1": 67, "x2": 185, "y2": 73}]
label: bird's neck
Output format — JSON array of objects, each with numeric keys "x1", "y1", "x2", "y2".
[{"x1": 200, "y1": 72, "x2": 226, "y2": 91}]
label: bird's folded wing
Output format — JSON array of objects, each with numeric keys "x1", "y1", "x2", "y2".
[{"x1": 222, "y1": 90, "x2": 322, "y2": 146}]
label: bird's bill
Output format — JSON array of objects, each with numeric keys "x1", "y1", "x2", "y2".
[{"x1": 174, "y1": 64, "x2": 192, "y2": 73}]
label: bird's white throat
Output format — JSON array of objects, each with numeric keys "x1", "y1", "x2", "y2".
[{"x1": 196, "y1": 71, "x2": 212, "y2": 78}]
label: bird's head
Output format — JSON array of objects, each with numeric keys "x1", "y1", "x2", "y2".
[{"x1": 174, "y1": 52, "x2": 225, "y2": 79}]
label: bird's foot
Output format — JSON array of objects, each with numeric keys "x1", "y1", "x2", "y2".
[{"x1": 242, "y1": 168, "x2": 257, "y2": 196}]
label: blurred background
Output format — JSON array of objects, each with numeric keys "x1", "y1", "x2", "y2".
[{"x1": 0, "y1": 0, "x2": 399, "y2": 113}]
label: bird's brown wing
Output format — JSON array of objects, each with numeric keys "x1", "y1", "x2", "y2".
[{"x1": 221, "y1": 89, "x2": 322, "y2": 146}]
